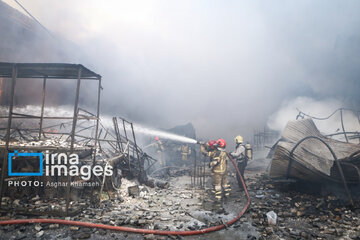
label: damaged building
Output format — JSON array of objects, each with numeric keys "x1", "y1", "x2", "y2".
[
  {"x1": 269, "y1": 115, "x2": 360, "y2": 205},
  {"x1": 0, "y1": 0, "x2": 360, "y2": 240},
  {"x1": 0, "y1": 63, "x2": 359, "y2": 240},
  {"x1": 0, "y1": 62, "x2": 252, "y2": 239}
]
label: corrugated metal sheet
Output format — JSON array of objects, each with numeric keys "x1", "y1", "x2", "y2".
[{"x1": 270, "y1": 119, "x2": 360, "y2": 184}]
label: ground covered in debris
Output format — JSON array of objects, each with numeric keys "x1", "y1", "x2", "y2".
[
  {"x1": 246, "y1": 172, "x2": 360, "y2": 240},
  {"x1": 1, "y1": 164, "x2": 360, "y2": 240},
  {"x1": 0, "y1": 171, "x2": 251, "y2": 240}
]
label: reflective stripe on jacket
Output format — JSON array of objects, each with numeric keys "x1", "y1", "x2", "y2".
[{"x1": 212, "y1": 150, "x2": 227, "y2": 173}]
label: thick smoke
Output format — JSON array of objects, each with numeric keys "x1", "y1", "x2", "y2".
[
  {"x1": 267, "y1": 97, "x2": 360, "y2": 141},
  {"x1": 1, "y1": 0, "x2": 360, "y2": 149}
]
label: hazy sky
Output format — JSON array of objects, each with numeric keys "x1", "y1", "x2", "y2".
[{"x1": 3, "y1": 0, "x2": 360, "y2": 147}]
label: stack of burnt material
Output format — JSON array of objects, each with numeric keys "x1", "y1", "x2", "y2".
[
  {"x1": 0, "y1": 114, "x2": 158, "y2": 202},
  {"x1": 269, "y1": 119, "x2": 360, "y2": 186}
]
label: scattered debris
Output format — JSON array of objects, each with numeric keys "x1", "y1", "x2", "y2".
[
  {"x1": 247, "y1": 173, "x2": 360, "y2": 239},
  {"x1": 128, "y1": 185, "x2": 140, "y2": 197},
  {"x1": 266, "y1": 211, "x2": 277, "y2": 226}
]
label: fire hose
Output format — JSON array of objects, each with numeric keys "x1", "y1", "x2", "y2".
[{"x1": 0, "y1": 153, "x2": 250, "y2": 236}]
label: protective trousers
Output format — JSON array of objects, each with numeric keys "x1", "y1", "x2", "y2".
[
  {"x1": 212, "y1": 172, "x2": 231, "y2": 208},
  {"x1": 181, "y1": 153, "x2": 188, "y2": 161},
  {"x1": 157, "y1": 151, "x2": 164, "y2": 166},
  {"x1": 236, "y1": 158, "x2": 248, "y2": 189}
]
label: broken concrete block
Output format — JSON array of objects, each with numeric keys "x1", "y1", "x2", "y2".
[
  {"x1": 128, "y1": 185, "x2": 140, "y2": 197},
  {"x1": 144, "y1": 234, "x2": 155, "y2": 240},
  {"x1": 70, "y1": 226, "x2": 79, "y2": 231},
  {"x1": 155, "y1": 181, "x2": 169, "y2": 189},
  {"x1": 34, "y1": 224, "x2": 42, "y2": 231},
  {"x1": 49, "y1": 224, "x2": 59, "y2": 229},
  {"x1": 73, "y1": 232, "x2": 91, "y2": 239},
  {"x1": 35, "y1": 230, "x2": 44, "y2": 238}
]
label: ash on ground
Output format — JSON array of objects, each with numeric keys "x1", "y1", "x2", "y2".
[{"x1": 1, "y1": 160, "x2": 360, "y2": 240}]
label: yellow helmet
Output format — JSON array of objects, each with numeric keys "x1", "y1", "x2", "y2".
[{"x1": 235, "y1": 135, "x2": 243, "y2": 144}]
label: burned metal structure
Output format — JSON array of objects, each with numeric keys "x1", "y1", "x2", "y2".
[
  {"x1": 253, "y1": 126, "x2": 279, "y2": 149},
  {"x1": 269, "y1": 118, "x2": 360, "y2": 205},
  {"x1": 0, "y1": 62, "x2": 155, "y2": 216},
  {"x1": 191, "y1": 151, "x2": 206, "y2": 189},
  {"x1": 0, "y1": 62, "x2": 101, "y2": 215},
  {"x1": 110, "y1": 116, "x2": 157, "y2": 186},
  {"x1": 0, "y1": 62, "x2": 253, "y2": 237}
]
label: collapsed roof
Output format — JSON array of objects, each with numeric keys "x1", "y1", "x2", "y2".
[{"x1": 270, "y1": 118, "x2": 360, "y2": 184}]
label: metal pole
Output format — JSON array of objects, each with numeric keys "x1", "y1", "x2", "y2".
[
  {"x1": 92, "y1": 77, "x2": 101, "y2": 165},
  {"x1": 197, "y1": 151, "x2": 202, "y2": 187},
  {"x1": 199, "y1": 164, "x2": 201, "y2": 187},
  {"x1": 122, "y1": 119, "x2": 130, "y2": 169},
  {"x1": 122, "y1": 119, "x2": 128, "y2": 140},
  {"x1": 66, "y1": 66, "x2": 82, "y2": 214},
  {"x1": 190, "y1": 152, "x2": 193, "y2": 187},
  {"x1": 196, "y1": 153, "x2": 199, "y2": 187},
  {"x1": 193, "y1": 150, "x2": 196, "y2": 188},
  {"x1": 112, "y1": 117, "x2": 123, "y2": 152},
  {"x1": 38, "y1": 77, "x2": 47, "y2": 139},
  {"x1": 203, "y1": 150, "x2": 205, "y2": 189},
  {"x1": 130, "y1": 123, "x2": 142, "y2": 180},
  {"x1": 91, "y1": 77, "x2": 101, "y2": 201},
  {"x1": 340, "y1": 109, "x2": 349, "y2": 143},
  {"x1": 0, "y1": 64, "x2": 17, "y2": 208}
]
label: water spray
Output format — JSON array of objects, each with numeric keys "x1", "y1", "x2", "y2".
[{"x1": 129, "y1": 124, "x2": 198, "y2": 144}]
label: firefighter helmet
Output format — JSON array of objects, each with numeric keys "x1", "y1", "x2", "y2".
[
  {"x1": 216, "y1": 138, "x2": 226, "y2": 148},
  {"x1": 155, "y1": 136, "x2": 159, "y2": 141},
  {"x1": 235, "y1": 135, "x2": 243, "y2": 144},
  {"x1": 207, "y1": 140, "x2": 216, "y2": 149}
]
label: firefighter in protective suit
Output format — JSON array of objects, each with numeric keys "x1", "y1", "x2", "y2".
[
  {"x1": 230, "y1": 135, "x2": 249, "y2": 189},
  {"x1": 200, "y1": 140, "x2": 216, "y2": 158},
  {"x1": 210, "y1": 139, "x2": 231, "y2": 211},
  {"x1": 154, "y1": 136, "x2": 165, "y2": 166},
  {"x1": 179, "y1": 144, "x2": 191, "y2": 161}
]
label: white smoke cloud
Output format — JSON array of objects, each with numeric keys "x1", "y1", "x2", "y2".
[
  {"x1": 267, "y1": 97, "x2": 360, "y2": 142},
  {"x1": 2, "y1": 0, "x2": 360, "y2": 149}
]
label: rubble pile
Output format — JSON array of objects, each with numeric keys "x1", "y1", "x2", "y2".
[
  {"x1": 1, "y1": 165, "x2": 359, "y2": 239},
  {"x1": 0, "y1": 138, "x2": 85, "y2": 149},
  {"x1": 246, "y1": 173, "x2": 360, "y2": 240},
  {"x1": 0, "y1": 175, "x2": 236, "y2": 239},
  {"x1": 150, "y1": 167, "x2": 191, "y2": 180},
  {"x1": 1, "y1": 195, "x2": 89, "y2": 216}
]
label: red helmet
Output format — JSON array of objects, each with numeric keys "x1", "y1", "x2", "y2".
[
  {"x1": 216, "y1": 138, "x2": 226, "y2": 148},
  {"x1": 155, "y1": 136, "x2": 159, "y2": 141},
  {"x1": 207, "y1": 140, "x2": 216, "y2": 149}
]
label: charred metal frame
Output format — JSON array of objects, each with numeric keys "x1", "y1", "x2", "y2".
[
  {"x1": 0, "y1": 63, "x2": 102, "y2": 214},
  {"x1": 112, "y1": 117, "x2": 156, "y2": 173},
  {"x1": 287, "y1": 136, "x2": 354, "y2": 205},
  {"x1": 253, "y1": 126, "x2": 279, "y2": 149},
  {"x1": 192, "y1": 150, "x2": 205, "y2": 189},
  {"x1": 296, "y1": 107, "x2": 360, "y2": 143}
]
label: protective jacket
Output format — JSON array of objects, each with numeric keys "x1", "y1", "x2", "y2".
[
  {"x1": 180, "y1": 145, "x2": 191, "y2": 160},
  {"x1": 210, "y1": 149, "x2": 227, "y2": 173},
  {"x1": 154, "y1": 140, "x2": 164, "y2": 153},
  {"x1": 201, "y1": 144, "x2": 215, "y2": 158},
  {"x1": 231, "y1": 144, "x2": 246, "y2": 161}
]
